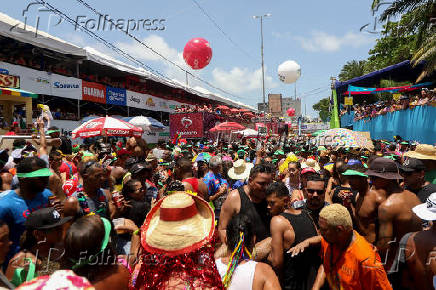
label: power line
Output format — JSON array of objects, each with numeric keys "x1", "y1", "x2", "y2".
[
  {"x1": 71, "y1": 0, "x2": 245, "y2": 100},
  {"x1": 190, "y1": 0, "x2": 256, "y2": 62},
  {"x1": 34, "y1": 0, "x2": 245, "y2": 102}
]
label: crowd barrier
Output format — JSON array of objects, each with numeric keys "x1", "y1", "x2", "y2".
[{"x1": 341, "y1": 106, "x2": 436, "y2": 144}]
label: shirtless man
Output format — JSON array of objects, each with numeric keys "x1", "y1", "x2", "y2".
[
  {"x1": 343, "y1": 164, "x2": 386, "y2": 244},
  {"x1": 35, "y1": 119, "x2": 65, "y2": 202},
  {"x1": 219, "y1": 163, "x2": 274, "y2": 261},
  {"x1": 173, "y1": 157, "x2": 208, "y2": 201},
  {"x1": 400, "y1": 193, "x2": 436, "y2": 290},
  {"x1": 267, "y1": 182, "x2": 319, "y2": 289},
  {"x1": 365, "y1": 157, "x2": 422, "y2": 274}
]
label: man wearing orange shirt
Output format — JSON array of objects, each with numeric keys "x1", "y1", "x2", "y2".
[{"x1": 289, "y1": 204, "x2": 392, "y2": 290}]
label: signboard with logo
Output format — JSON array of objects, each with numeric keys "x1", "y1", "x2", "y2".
[
  {"x1": 344, "y1": 97, "x2": 353, "y2": 106},
  {"x1": 0, "y1": 61, "x2": 51, "y2": 94},
  {"x1": 51, "y1": 74, "x2": 82, "y2": 100},
  {"x1": 82, "y1": 81, "x2": 106, "y2": 104},
  {"x1": 170, "y1": 112, "x2": 204, "y2": 138},
  {"x1": 106, "y1": 86, "x2": 126, "y2": 106},
  {"x1": 126, "y1": 90, "x2": 144, "y2": 109},
  {"x1": 0, "y1": 73, "x2": 20, "y2": 88}
]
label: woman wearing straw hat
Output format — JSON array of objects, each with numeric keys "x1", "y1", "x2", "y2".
[
  {"x1": 215, "y1": 214, "x2": 281, "y2": 290},
  {"x1": 130, "y1": 191, "x2": 223, "y2": 289}
]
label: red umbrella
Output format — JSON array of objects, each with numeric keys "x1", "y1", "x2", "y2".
[
  {"x1": 239, "y1": 108, "x2": 250, "y2": 112},
  {"x1": 72, "y1": 116, "x2": 143, "y2": 139},
  {"x1": 229, "y1": 108, "x2": 240, "y2": 114},
  {"x1": 217, "y1": 105, "x2": 230, "y2": 110},
  {"x1": 209, "y1": 122, "x2": 245, "y2": 132}
]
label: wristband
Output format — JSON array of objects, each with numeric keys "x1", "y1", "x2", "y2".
[{"x1": 133, "y1": 229, "x2": 140, "y2": 236}]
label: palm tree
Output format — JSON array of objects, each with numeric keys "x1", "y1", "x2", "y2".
[
  {"x1": 338, "y1": 60, "x2": 367, "y2": 81},
  {"x1": 412, "y1": 29, "x2": 436, "y2": 81},
  {"x1": 372, "y1": 0, "x2": 436, "y2": 81}
]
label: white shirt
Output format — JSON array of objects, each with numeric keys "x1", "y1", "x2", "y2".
[{"x1": 215, "y1": 258, "x2": 257, "y2": 290}]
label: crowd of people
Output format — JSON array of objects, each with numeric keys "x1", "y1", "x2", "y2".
[
  {"x1": 340, "y1": 88, "x2": 436, "y2": 121},
  {"x1": 0, "y1": 118, "x2": 434, "y2": 289}
]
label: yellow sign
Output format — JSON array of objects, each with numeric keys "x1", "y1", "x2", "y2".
[
  {"x1": 344, "y1": 97, "x2": 353, "y2": 106},
  {"x1": 393, "y1": 94, "x2": 401, "y2": 101}
]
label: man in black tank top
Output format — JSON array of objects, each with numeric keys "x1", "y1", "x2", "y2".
[
  {"x1": 218, "y1": 163, "x2": 274, "y2": 260},
  {"x1": 267, "y1": 182, "x2": 321, "y2": 290}
]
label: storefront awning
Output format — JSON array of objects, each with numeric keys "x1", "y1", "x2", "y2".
[{"x1": 0, "y1": 87, "x2": 37, "y2": 98}]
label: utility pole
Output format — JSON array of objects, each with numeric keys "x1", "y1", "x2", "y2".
[{"x1": 253, "y1": 14, "x2": 271, "y2": 112}]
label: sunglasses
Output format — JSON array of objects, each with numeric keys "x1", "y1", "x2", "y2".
[{"x1": 306, "y1": 188, "x2": 325, "y2": 195}]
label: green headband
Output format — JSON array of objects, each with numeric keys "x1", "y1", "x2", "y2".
[
  {"x1": 16, "y1": 168, "x2": 53, "y2": 178},
  {"x1": 342, "y1": 169, "x2": 368, "y2": 177},
  {"x1": 71, "y1": 217, "x2": 111, "y2": 270},
  {"x1": 46, "y1": 129, "x2": 60, "y2": 135}
]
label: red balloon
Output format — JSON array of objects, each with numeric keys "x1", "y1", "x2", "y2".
[
  {"x1": 287, "y1": 107, "x2": 295, "y2": 117},
  {"x1": 183, "y1": 38, "x2": 212, "y2": 70}
]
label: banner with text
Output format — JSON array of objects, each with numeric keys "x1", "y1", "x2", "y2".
[
  {"x1": 106, "y1": 86, "x2": 126, "y2": 106},
  {"x1": 82, "y1": 81, "x2": 106, "y2": 104},
  {"x1": 0, "y1": 61, "x2": 51, "y2": 94},
  {"x1": 170, "y1": 112, "x2": 204, "y2": 138},
  {"x1": 0, "y1": 73, "x2": 20, "y2": 88},
  {"x1": 51, "y1": 74, "x2": 82, "y2": 100}
]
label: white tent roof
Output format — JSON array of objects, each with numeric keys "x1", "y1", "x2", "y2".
[{"x1": 0, "y1": 12, "x2": 255, "y2": 111}]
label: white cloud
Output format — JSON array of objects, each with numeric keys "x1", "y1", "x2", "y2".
[
  {"x1": 116, "y1": 35, "x2": 195, "y2": 82},
  {"x1": 295, "y1": 31, "x2": 374, "y2": 52},
  {"x1": 211, "y1": 66, "x2": 278, "y2": 95},
  {"x1": 116, "y1": 35, "x2": 279, "y2": 98}
]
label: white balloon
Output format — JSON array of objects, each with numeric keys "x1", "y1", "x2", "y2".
[{"x1": 278, "y1": 60, "x2": 301, "y2": 84}]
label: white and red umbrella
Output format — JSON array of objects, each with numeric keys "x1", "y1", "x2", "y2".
[
  {"x1": 72, "y1": 116, "x2": 143, "y2": 139},
  {"x1": 209, "y1": 122, "x2": 245, "y2": 132}
]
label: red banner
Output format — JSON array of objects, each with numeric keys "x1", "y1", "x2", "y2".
[
  {"x1": 0, "y1": 73, "x2": 20, "y2": 88},
  {"x1": 170, "y1": 113, "x2": 204, "y2": 138},
  {"x1": 82, "y1": 80, "x2": 106, "y2": 104}
]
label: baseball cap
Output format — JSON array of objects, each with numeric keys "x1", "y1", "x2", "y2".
[
  {"x1": 25, "y1": 208, "x2": 72, "y2": 230},
  {"x1": 412, "y1": 192, "x2": 436, "y2": 221},
  {"x1": 130, "y1": 162, "x2": 148, "y2": 175},
  {"x1": 400, "y1": 158, "x2": 426, "y2": 173}
]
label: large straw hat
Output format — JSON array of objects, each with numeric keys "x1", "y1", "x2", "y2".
[
  {"x1": 403, "y1": 144, "x2": 436, "y2": 160},
  {"x1": 141, "y1": 192, "x2": 214, "y2": 256},
  {"x1": 301, "y1": 158, "x2": 321, "y2": 172},
  {"x1": 227, "y1": 159, "x2": 254, "y2": 180}
]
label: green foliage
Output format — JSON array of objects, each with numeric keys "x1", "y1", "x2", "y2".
[
  {"x1": 338, "y1": 60, "x2": 368, "y2": 81},
  {"x1": 365, "y1": 18, "x2": 417, "y2": 72},
  {"x1": 339, "y1": 2, "x2": 435, "y2": 83},
  {"x1": 313, "y1": 97, "x2": 330, "y2": 122}
]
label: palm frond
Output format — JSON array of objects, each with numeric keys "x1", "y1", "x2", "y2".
[{"x1": 379, "y1": 0, "x2": 430, "y2": 21}]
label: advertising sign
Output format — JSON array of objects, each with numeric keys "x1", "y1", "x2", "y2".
[
  {"x1": 126, "y1": 90, "x2": 143, "y2": 109},
  {"x1": 106, "y1": 86, "x2": 126, "y2": 106},
  {"x1": 170, "y1": 112, "x2": 203, "y2": 138},
  {"x1": 51, "y1": 74, "x2": 82, "y2": 100},
  {"x1": 82, "y1": 81, "x2": 106, "y2": 104},
  {"x1": 0, "y1": 73, "x2": 20, "y2": 88},
  {"x1": 0, "y1": 62, "x2": 51, "y2": 94}
]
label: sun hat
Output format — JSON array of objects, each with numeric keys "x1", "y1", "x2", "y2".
[
  {"x1": 141, "y1": 192, "x2": 214, "y2": 256},
  {"x1": 365, "y1": 157, "x2": 403, "y2": 180},
  {"x1": 228, "y1": 159, "x2": 254, "y2": 180},
  {"x1": 301, "y1": 158, "x2": 321, "y2": 172},
  {"x1": 16, "y1": 270, "x2": 94, "y2": 290},
  {"x1": 412, "y1": 192, "x2": 436, "y2": 221},
  {"x1": 403, "y1": 144, "x2": 436, "y2": 160},
  {"x1": 25, "y1": 208, "x2": 72, "y2": 230}
]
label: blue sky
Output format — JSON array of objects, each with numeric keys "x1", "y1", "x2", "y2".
[{"x1": 2, "y1": 0, "x2": 379, "y2": 116}]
